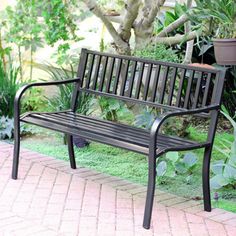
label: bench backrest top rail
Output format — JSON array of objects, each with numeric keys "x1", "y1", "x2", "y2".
[{"x1": 76, "y1": 48, "x2": 225, "y2": 113}]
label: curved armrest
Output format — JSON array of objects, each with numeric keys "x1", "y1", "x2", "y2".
[
  {"x1": 150, "y1": 105, "x2": 220, "y2": 145},
  {"x1": 14, "y1": 78, "x2": 81, "y2": 121}
]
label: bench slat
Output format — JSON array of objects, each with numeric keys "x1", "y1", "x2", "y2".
[
  {"x1": 98, "y1": 56, "x2": 108, "y2": 91},
  {"x1": 150, "y1": 65, "x2": 161, "y2": 102},
  {"x1": 113, "y1": 58, "x2": 122, "y2": 94},
  {"x1": 176, "y1": 68, "x2": 186, "y2": 107},
  {"x1": 91, "y1": 55, "x2": 102, "y2": 90},
  {"x1": 184, "y1": 70, "x2": 195, "y2": 108},
  {"x1": 192, "y1": 72, "x2": 203, "y2": 109},
  {"x1": 86, "y1": 54, "x2": 95, "y2": 88},
  {"x1": 167, "y1": 67, "x2": 177, "y2": 106},
  {"x1": 120, "y1": 60, "x2": 130, "y2": 96},
  {"x1": 105, "y1": 57, "x2": 115, "y2": 93},
  {"x1": 143, "y1": 63, "x2": 153, "y2": 101},
  {"x1": 127, "y1": 61, "x2": 137, "y2": 98},
  {"x1": 202, "y1": 73, "x2": 212, "y2": 107}
]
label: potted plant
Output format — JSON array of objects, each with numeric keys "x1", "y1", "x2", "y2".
[{"x1": 191, "y1": 0, "x2": 236, "y2": 65}]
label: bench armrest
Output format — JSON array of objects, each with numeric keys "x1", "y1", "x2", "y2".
[
  {"x1": 150, "y1": 105, "x2": 220, "y2": 147},
  {"x1": 14, "y1": 78, "x2": 81, "y2": 121}
]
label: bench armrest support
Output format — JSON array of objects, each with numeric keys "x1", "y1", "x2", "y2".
[
  {"x1": 14, "y1": 78, "x2": 81, "y2": 121},
  {"x1": 150, "y1": 105, "x2": 220, "y2": 149}
]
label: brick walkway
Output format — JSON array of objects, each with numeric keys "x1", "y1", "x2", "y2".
[{"x1": 0, "y1": 142, "x2": 236, "y2": 236}]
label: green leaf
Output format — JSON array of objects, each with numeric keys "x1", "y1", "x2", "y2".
[
  {"x1": 183, "y1": 153, "x2": 197, "y2": 168},
  {"x1": 210, "y1": 175, "x2": 229, "y2": 190},
  {"x1": 156, "y1": 161, "x2": 167, "y2": 177},
  {"x1": 223, "y1": 164, "x2": 236, "y2": 179},
  {"x1": 166, "y1": 151, "x2": 179, "y2": 163},
  {"x1": 211, "y1": 160, "x2": 225, "y2": 175},
  {"x1": 186, "y1": 175, "x2": 192, "y2": 184},
  {"x1": 175, "y1": 162, "x2": 187, "y2": 174}
]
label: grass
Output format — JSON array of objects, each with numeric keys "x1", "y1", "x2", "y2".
[{"x1": 20, "y1": 125, "x2": 236, "y2": 213}]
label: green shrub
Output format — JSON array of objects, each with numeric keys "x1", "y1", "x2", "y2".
[
  {"x1": 211, "y1": 111, "x2": 236, "y2": 190},
  {"x1": 134, "y1": 44, "x2": 181, "y2": 63},
  {"x1": 0, "y1": 58, "x2": 21, "y2": 118},
  {"x1": 156, "y1": 151, "x2": 198, "y2": 184}
]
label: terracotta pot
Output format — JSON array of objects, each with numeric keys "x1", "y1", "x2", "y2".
[{"x1": 213, "y1": 38, "x2": 236, "y2": 65}]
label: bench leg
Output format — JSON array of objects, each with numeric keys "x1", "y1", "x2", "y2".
[
  {"x1": 67, "y1": 135, "x2": 76, "y2": 169},
  {"x1": 202, "y1": 146, "x2": 212, "y2": 212},
  {"x1": 143, "y1": 151, "x2": 156, "y2": 229},
  {"x1": 12, "y1": 123, "x2": 20, "y2": 180}
]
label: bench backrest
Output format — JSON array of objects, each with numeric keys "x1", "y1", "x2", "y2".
[{"x1": 76, "y1": 48, "x2": 225, "y2": 112}]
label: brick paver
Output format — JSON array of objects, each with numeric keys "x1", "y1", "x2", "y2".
[{"x1": 0, "y1": 141, "x2": 236, "y2": 236}]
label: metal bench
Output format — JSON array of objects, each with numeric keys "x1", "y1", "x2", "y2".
[{"x1": 12, "y1": 48, "x2": 225, "y2": 229}]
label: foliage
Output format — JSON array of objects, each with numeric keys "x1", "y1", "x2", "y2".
[
  {"x1": 21, "y1": 87, "x2": 45, "y2": 113},
  {"x1": 134, "y1": 108, "x2": 156, "y2": 129},
  {"x1": 0, "y1": 57, "x2": 21, "y2": 118},
  {"x1": 88, "y1": 96, "x2": 129, "y2": 122},
  {"x1": 0, "y1": 116, "x2": 14, "y2": 139},
  {"x1": 40, "y1": 64, "x2": 91, "y2": 114},
  {"x1": 134, "y1": 107, "x2": 190, "y2": 137},
  {"x1": 156, "y1": 151, "x2": 198, "y2": 184},
  {"x1": 190, "y1": 0, "x2": 236, "y2": 38},
  {"x1": 155, "y1": 3, "x2": 186, "y2": 35},
  {"x1": 5, "y1": 1, "x2": 43, "y2": 80},
  {"x1": 211, "y1": 111, "x2": 236, "y2": 190},
  {"x1": 40, "y1": 64, "x2": 75, "y2": 111},
  {"x1": 41, "y1": 0, "x2": 83, "y2": 64},
  {"x1": 2, "y1": 0, "x2": 82, "y2": 67},
  {"x1": 0, "y1": 116, "x2": 38, "y2": 140},
  {"x1": 97, "y1": 0, "x2": 125, "y2": 12},
  {"x1": 134, "y1": 44, "x2": 181, "y2": 63},
  {"x1": 222, "y1": 66, "x2": 236, "y2": 118}
]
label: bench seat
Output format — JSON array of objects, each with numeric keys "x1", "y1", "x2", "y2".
[{"x1": 21, "y1": 111, "x2": 208, "y2": 155}]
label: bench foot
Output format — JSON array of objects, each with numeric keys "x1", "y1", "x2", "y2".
[
  {"x1": 202, "y1": 146, "x2": 212, "y2": 212},
  {"x1": 67, "y1": 135, "x2": 76, "y2": 169},
  {"x1": 12, "y1": 125, "x2": 20, "y2": 180},
  {"x1": 143, "y1": 151, "x2": 156, "y2": 229}
]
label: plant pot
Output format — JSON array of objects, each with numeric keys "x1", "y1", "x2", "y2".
[{"x1": 213, "y1": 39, "x2": 236, "y2": 65}]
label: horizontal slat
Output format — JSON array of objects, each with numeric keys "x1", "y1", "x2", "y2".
[
  {"x1": 79, "y1": 88, "x2": 187, "y2": 112},
  {"x1": 21, "y1": 111, "x2": 206, "y2": 155},
  {"x1": 84, "y1": 49, "x2": 220, "y2": 74}
]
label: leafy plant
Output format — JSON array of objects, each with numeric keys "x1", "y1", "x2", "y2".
[
  {"x1": 134, "y1": 44, "x2": 181, "y2": 63},
  {"x1": 156, "y1": 151, "x2": 198, "y2": 184},
  {"x1": 154, "y1": 2, "x2": 186, "y2": 35},
  {"x1": 190, "y1": 0, "x2": 236, "y2": 39},
  {"x1": 5, "y1": 1, "x2": 44, "y2": 80},
  {"x1": 0, "y1": 116, "x2": 14, "y2": 139},
  {"x1": 21, "y1": 87, "x2": 45, "y2": 113},
  {"x1": 88, "y1": 96, "x2": 129, "y2": 122},
  {"x1": 39, "y1": 64, "x2": 76, "y2": 111},
  {"x1": 0, "y1": 57, "x2": 21, "y2": 118},
  {"x1": 211, "y1": 111, "x2": 236, "y2": 190},
  {"x1": 134, "y1": 107, "x2": 156, "y2": 129}
]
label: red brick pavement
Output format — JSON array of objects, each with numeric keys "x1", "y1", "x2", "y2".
[{"x1": 0, "y1": 141, "x2": 236, "y2": 236}]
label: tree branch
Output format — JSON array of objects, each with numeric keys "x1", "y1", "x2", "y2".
[
  {"x1": 153, "y1": 31, "x2": 199, "y2": 46},
  {"x1": 118, "y1": 0, "x2": 141, "y2": 42},
  {"x1": 183, "y1": 0, "x2": 194, "y2": 64},
  {"x1": 82, "y1": 0, "x2": 130, "y2": 54},
  {"x1": 142, "y1": 0, "x2": 166, "y2": 28},
  {"x1": 157, "y1": 14, "x2": 189, "y2": 37}
]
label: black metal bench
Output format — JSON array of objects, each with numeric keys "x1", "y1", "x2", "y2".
[{"x1": 12, "y1": 48, "x2": 225, "y2": 229}]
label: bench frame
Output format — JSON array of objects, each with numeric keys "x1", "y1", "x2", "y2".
[{"x1": 12, "y1": 49, "x2": 226, "y2": 229}]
